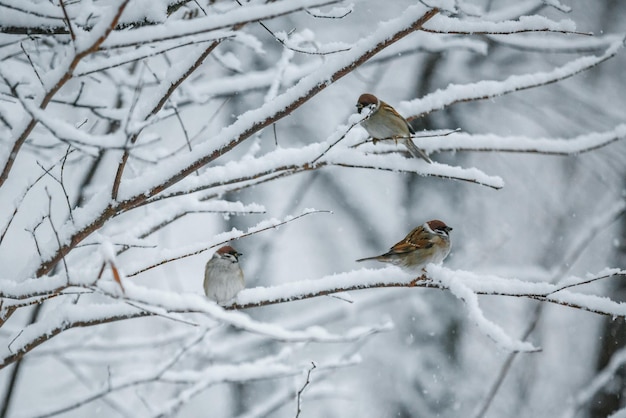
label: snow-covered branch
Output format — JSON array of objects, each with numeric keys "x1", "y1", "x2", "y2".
[
  {"x1": 417, "y1": 124, "x2": 626, "y2": 155},
  {"x1": 402, "y1": 35, "x2": 625, "y2": 119}
]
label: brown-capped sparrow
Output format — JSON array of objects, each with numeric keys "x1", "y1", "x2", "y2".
[
  {"x1": 356, "y1": 93, "x2": 432, "y2": 163},
  {"x1": 204, "y1": 245, "x2": 244, "y2": 304},
  {"x1": 356, "y1": 220, "x2": 452, "y2": 272}
]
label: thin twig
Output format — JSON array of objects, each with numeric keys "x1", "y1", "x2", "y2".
[
  {"x1": 351, "y1": 128, "x2": 461, "y2": 149},
  {"x1": 548, "y1": 273, "x2": 626, "y2": 295},
  {"x1": 59, "y1": 146, "x2": 75, "y2": 222},
  {"x1": 420, "y1": 28, "x2": 592, "y2": 36},
  {"x1": 126, "y1": 210, "x2": 331, "y2": 277},
  {"x1": 306, "y1": 7, "x2": 351, "y2": 19},
  {"x1": 58, "y1": 0, "x2": 76, "y2": 42},
  {"x1": 235, "y1": 0, "x2": 350, "y2": 56},
  {"x1": 172, "y1": 105, "x2": 193, "y2": 153},
  {"x1": 295, "y1": 362, "x2": 316, "y2": 418},
  {"x1": 19, "y1": 43, "x2": 44, "y2": 88},
  {"x1": 311, "y1": 117, "x2": 366, "y2": 164},
  {"x1": 45, "y1": 188, "x2": 70, "y2": 282}
]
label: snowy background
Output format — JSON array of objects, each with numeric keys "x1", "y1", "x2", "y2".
[{"x1": 0, "y1": 0, "x2": 625, "y2": 417}]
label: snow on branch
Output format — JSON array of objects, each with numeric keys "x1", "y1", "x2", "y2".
[
  {"x1": 76, "y1": 30, "x2": 238, "y2": 76},
  {"x1": 487, "y1": 33, "x2": 623, "y2": 54},
  {"x1": 153, "y1": 131, "x2": 504, "y2": 203},
  {"x1": 0, "y1": 275, "x2": 70, "y2": 300},
  {"x1": 100, "y1": 0, "x2": 343, "y2": 49},
  {"x1": 322, "y1": 148, "x2": 504, "y2": 189},
  {"x1": 401, "y1": 35, "x2": 625, "y2": 119},
  {"x1": 442, "y1": 277, "x2": 539, "y2": 352},
  {"x1": 224, "y1": 266, "x2": 626, "y2": 351},
  {"x1": 0, "y1": 279, "x2": 392, "y2": 371},
  {"x1": 423, "y1": 13, "x2": 584, "y2": 35},
  {"x1": 416, "y1": 124, "x2": 626, "y2": 155},
  {"x1": 2, "y1": 265, "x2": 624, "y2": 370},
  {"x1": 225, "y1": 266, "x2": 626, "y2": 314},
  {"x1": 0, "y1": 303, "x2": 148, "y2": 370}
]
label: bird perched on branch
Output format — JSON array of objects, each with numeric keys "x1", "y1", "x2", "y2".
[
  {"x1": 356, "y1": 93, "x2": 432, "y2": 163},
  {"x1": 357, "y1": 220, "x2": 452, "y2": 272},
  {"x1": 204, "y1": 245, "x2": 244, "y2": 304}
]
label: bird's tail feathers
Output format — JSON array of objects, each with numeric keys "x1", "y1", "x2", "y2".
[{"x1": 405, "y1": 139, "x2": 432, "y2": 163}]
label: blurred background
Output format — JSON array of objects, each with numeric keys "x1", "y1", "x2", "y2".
[{"x1": 1, "y1": 1, "x2": 625, "y2": 417}]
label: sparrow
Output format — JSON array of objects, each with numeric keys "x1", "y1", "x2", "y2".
[
  {"x1": 203, "y1": 245, "x2": 245, "y2": 304},
  {"x1": 356, "y1": 220, "x2": 452, "y2": 272},
  {"x1": 356, "y1": 93, "x2": 432, "y2": 163}
]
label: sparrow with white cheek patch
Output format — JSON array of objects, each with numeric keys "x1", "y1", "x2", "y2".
[
  {"x1": 204, "y1": 245, "x2": 244, "y2": 304},
  {"x1": 356, "y1": 220, "x2": 452, "y2": 273},
  {"x1": 356, "y1": 93, "x2": 432, "y2": 163}
]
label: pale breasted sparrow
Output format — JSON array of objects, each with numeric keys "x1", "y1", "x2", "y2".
[
  {"x1": 356, "y1": 93, "x2": 432, "y2": 163},
  {"x1": 356, "y1": 220, "x2": 452, "y2": 272},
  {"x1": 204, "y1": 245, "x2": 244, "y2": 304}
]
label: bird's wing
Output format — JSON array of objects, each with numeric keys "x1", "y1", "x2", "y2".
[{"x1": 388, "y1": 226, "x2": 434, "y2": 254}]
